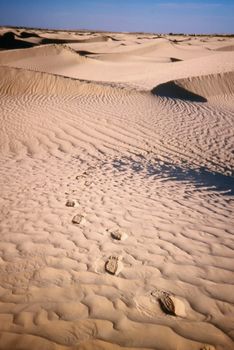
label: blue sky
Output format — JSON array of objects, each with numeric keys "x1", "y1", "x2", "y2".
[{"x1": 0, "y1": 0, "x2": 234, "y2": 34}]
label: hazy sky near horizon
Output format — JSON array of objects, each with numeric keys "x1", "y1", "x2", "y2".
[{"x1": 0, "y1": 0, "x2": 234, "y2": 34}]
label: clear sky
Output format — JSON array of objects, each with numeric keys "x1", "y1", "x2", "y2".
[{"x1": 0, "y1": 0, "x2": 234, "y2": 34}]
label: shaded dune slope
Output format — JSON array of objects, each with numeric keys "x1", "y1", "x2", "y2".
[
  {"x1": 0, "y1": 30, "x2": 113, "y2": 50},
  {"x1": 215, "y1": 45, "x2": 234, "y2": 52},
  {"x1": 40, "y1": 35, "x2": 110, "y2": 45},
  {"x1": 152, "y1": 71, "x2": 234, "y2": 101},
  {"x1": 0, "y1": 31, "x2": 35, "y2": 49}
]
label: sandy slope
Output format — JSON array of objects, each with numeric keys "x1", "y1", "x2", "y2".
[
  {"x1": 0, "y1": 29, "x2": 233, "y2": 350},
  {"x1": 1, "y1": 34, "x2": 234, "y2": 89}
]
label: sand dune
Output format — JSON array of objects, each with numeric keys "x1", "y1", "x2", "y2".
[
  {"x1": 216, "y1": 45, "x2": 234, "y2": 52},
  {"x1": 1, "y1": 65, "x2": 233, "y2": 174},
  {"x1": 0, "y1": 28, "x2": 233, "y2": 350},
  {"x1": 0, "y1": 31, "x2": 35, "y2": 49},
  {"x1": 0, "y1": 48, "x2": 232, "y2": 95},
  {"x1": 0, "y1": 45, "x2": 88, "y2": 72},
  {"x1": 0, "y1": 29, "x2": 114, "y2": 51},
  {"x1": 152, "y1": 71, "x2": 234, "y2": 100}
]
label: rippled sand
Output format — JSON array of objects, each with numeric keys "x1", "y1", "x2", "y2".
[{"x1": 0, "y1": 28, "x2": 233, "y2": 350}]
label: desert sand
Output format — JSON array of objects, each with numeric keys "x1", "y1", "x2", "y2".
[{"x1": 0, "y1": 27, "x2": 233, "y2": 350}]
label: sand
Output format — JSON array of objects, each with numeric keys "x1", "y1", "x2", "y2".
[{"x1": 0, "y1": 27, "x2": 233, "y2": 350}]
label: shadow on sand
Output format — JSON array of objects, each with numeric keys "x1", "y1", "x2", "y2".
[
  {"x1": 112, "y1": 157, "x2": 234, "y2": 195},
  {"x1": 0, "y1": 32, "x2": 35, "y2": 50},
  {"x1": 152, "y1": 81, "x2": 207, "y2": 102}
]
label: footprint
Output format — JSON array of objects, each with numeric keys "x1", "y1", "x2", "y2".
[
  {"x1": 158, "y1": 294, "x2": 176, "y2": 315},
  {"x1": 151, "y1": 289, "x2": 186, "y2": 317},
  {"x1": 76, "y1": 174, "x2": 86, "y2": 180},
  {"x1": 105, "y1": 256, "x2": 123, "y2": 275},
  {"x1": 109, "y1": 228, "x2": 128, "y2": 241},
  {"x1": 66, "y1": 199, "x2": 79, "y2": 207},
  {"x1": 72, "y1": 214, "x2": 86, "y2": 225}
]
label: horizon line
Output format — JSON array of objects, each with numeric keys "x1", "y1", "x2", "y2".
[{"x1": 1, "y1": 25, "x2": 234, "y2": 36}]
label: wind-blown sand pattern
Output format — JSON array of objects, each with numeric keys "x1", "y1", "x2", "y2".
[{"x1": 0, "y1": 27, "x2": 234, "y2": 350}]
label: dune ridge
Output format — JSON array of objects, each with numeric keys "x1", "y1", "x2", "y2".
[
  {"x1": 152, "y1": 71, "x2": 234, "y2": 101},
  {"x1": 1, "y1": 65, "x2": 233, "y2": 174},
  {"x1": 1, "y1": 38, "x2": 234, "y2": 91}
]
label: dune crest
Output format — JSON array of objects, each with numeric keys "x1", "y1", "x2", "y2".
[{"x1": 152, "y1": 71, "x2": 234, "y2": 101}]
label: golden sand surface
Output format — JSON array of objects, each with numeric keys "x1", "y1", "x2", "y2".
[{"x1": 0, "y1": 27, "x2": 233, "y2": 350}]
